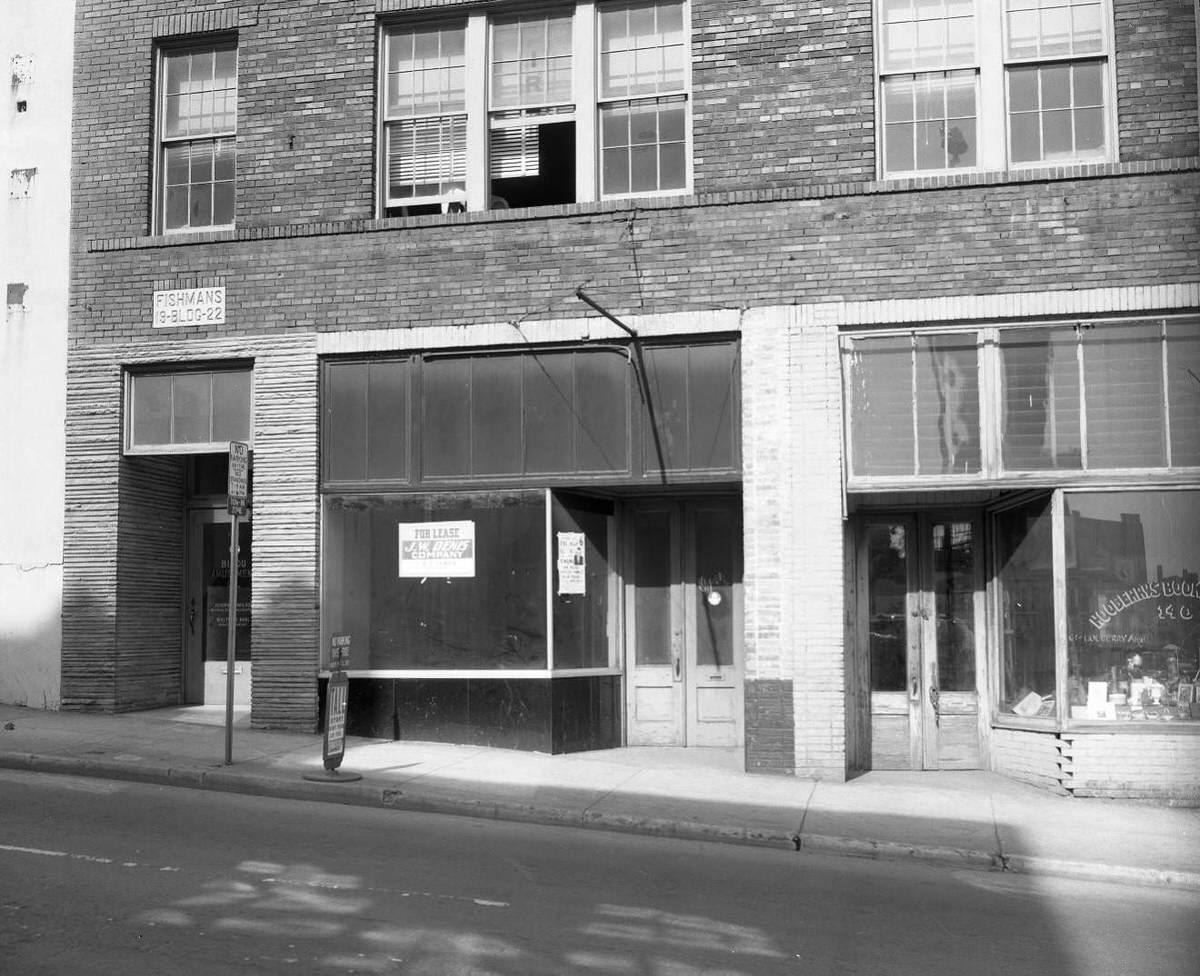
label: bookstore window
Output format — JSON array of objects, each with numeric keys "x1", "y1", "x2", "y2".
[
  {"x1": 875, "y1": 0, "x2": 1112, "y2": 177},
  {"x1": 380, "y1": 1, "x2": 690, "y2": 216},
  {"x1": 1065, "y1": 490, "x2": 1200, "y2": 724},
  {"x1": 156, "y1": 40, "x2": 237, "y2": 232}
]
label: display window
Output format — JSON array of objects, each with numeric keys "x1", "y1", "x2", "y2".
[
  {"x1": 992, "y1": 488, "x2": 1200, "y2": 728},
  {"x1": 1065, "y1": 490, "x2": 1200, "y2": 723},
  {"x1": 320, "y1": 489, "x2": 616, "y2": 674}
]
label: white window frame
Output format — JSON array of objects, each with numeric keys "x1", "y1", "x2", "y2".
[
  {"x1": 153, "y1": 39, "x2": 238, "y2": 234},
  {"x1": 377, "y1": 1, "x2": 692, "y2": 216},
  {"x1": 874, "y1": 0, "x2": 1116, "y2": 179}
]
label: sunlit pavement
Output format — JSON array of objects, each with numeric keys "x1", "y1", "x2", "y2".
[
  {"x1": 2, "y1": 770, "x2": 1198, "y2": 976},
  {"x1": 1, "y1": 703, "x2": 1198, "y2": 892}
]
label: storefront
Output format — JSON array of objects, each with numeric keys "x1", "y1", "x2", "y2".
[
  {"x1": 316, "y1": 337, "x2": 743, "y2": 752},
  {"x1": 841, "y1": 314, "x2": 1200, "y2": 796}
]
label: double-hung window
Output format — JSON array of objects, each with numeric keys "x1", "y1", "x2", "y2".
[
  {"x1": 1004, "y1": 0, "x2": 1107, "y2": 164},
  {"x1": 379, "y1": 1, "x2": 691, "y2": 216},
  {"x1": 156, "y1": 42, "x2": 237, "y2": 231},
  {"x1": 876, "y1": 0, "x2": 1112, "y2": 177}
]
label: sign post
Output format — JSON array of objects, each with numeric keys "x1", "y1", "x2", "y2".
[
  {"x1": 303, "y1": 634, "x2": 361, "y2": 783},
  {"x1": 224, "y1": 441, "x2": 249, "y2": 766}
]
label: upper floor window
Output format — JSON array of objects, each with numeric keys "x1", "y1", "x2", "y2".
[
  {"x1": 156, "y1": 41, "x2": 238, "y2": 232},
  {"x1": 876, "y1": 0, "x2": 1112, "y2": 177},
  {"x1": 380, "y1": 1, "x2": 690, "y2": 216}
]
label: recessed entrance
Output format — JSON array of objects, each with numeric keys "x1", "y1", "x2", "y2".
[
  {"x1": 858, "y1": 512, "x2": 983, "y2": 769},
  {"x1": 184, "y1": 509, "x2": 251, "y2": 705},
  {"x1": 625, "y1": 498, "x2": 743, "y2": 747}
]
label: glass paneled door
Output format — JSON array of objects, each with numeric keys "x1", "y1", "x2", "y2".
[
  {"x1": 184, "y1": 509, "x2": 251, "y2": 705},
  {"x1": 625, "y1": 498, "x2": 743, "y2": 747},
  {"x1": 859, "y1": 513, "x2": 982, "y2": 769}
]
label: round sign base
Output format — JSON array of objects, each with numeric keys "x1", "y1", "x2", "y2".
[{"x1": 302, "y1": 768, "x2": 362, "y2": 783}]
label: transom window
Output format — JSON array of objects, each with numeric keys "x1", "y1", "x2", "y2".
[
  {"x1": 380, "y1": 1, "x2": 690, "y2": 216},
  {"x1": 842, "y1": 316, "x2": 1200, "y2": 485},
  {"x1": 875, "y1": 0, "x2": 1112, "y2": 177},
  {"x1": 156, "y1": 42, "x2": 237, "y2": 232},
  {"x1": 126, "y1": 367, "x2": 252, "y2": 454}
]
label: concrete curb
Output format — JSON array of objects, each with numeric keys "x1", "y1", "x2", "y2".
[{"x1": 4, "y1": 751, "x2": 1199, "y2": 891}]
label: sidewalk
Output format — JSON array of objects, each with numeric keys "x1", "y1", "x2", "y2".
[{"x1": 2, "y1": 703, "x2": 1198, "y2": 892}]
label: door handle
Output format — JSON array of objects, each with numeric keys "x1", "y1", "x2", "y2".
[
  {"x1": 929, "y1": 686, "x2": 940, "y2": 727},
  {"x1": 188, "y1": 598, "x2": 196, "y2": 634},
  {"x1": 673, "y1": 653, "x2": 682, "y2": 682},
  {"x1": 910, "y1": 673, "x2": 919, "y2": 699}
]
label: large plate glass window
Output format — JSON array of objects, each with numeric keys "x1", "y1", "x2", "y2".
[
  {"x1": 1065, "y1": 490, "x2": 1200, "y2": 725},
  {"x1": 320, "y1": 490, "x2": 616, "y2": 672},
  {"x1": 157, "y1": 41, "x2": 237, "y2": 231}
]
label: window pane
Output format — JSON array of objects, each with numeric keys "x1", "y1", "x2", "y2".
[
  {"x1": 524, "y1": 352, "x2": 575, "y2": 473},
  {"x1": 323, "y1": 492, "x2": 548, "y2": 670},
  {"x1": 692, "y1": 505, "x2": 736, "y2": 668},
  {"x1": 131, "y1": 374, "x2": 172, "y2": 446},
  {"x1": 325, "y1": 362, "x2": 368, "y2": 481},
  {"x1": 211, "y1": 370, "x2": 251, "y2": 443},
  {"x1": 1004, "y1": 0, "x2": 1105, "y2": 58},
  {"x1": 846, "y1": 337, "x2": 915, "y2": 477},
  {"x1": 883, "y1": 72, "x2": 975, "y2": 173},
  {"x1": 421, "y1": 358, "x2": 472, "y2": 477},
  {"x1": 574, "y1": 349, "x2": 630, "y2": 473},
  {"x1": 866, "y1": 522, "x2": 909, "y2": 691},
  {"x1": 599, "y1": 1, "x2": 686, "y2": 99},
  {"x1": 1000, "y1": 327, "x2": 1082, "y2": 470},
  {"x1": 1083, "y1": 322, "x2": 1166, "y2": 468},
  {"x1": 1166, "y1": 318, "x2": 1200, "y2": 467},
  {"x1": 367, "y1": 361, "x2": 408, "y2": 481},
  {"x1": 173, "y1": 372, "x2": 212, "y2": 443},
  {"x1": 686, "y1": 342, "x2": 737, "y2": 471},
  {"x1": 633, "y1": 508, "x2": 673, "y2": 666},
  {"x1": 932, "y1": 519, "x2": 975, "y2": 691},
  {"x1": 641, "y1": 344, "x2": 688, "y2": 473},
  {"x1": 996, "y1": 498, "x2": 1056, "y2": 717},
  {"x1": 552, "y1": 496, "x2": 613, "y2": 670},
  {"x1": 600, "y1": 97, "x2": 686, "y2": 195},
  {"x1": 1065, "y1": 490, "x2": 1200, "y2": 724},
  {"x1": 916, "y1": 333, "x2": 980, "y2": 475},
  {"x1": 471, "y1": 356, "x2": 523, "y2": 475}
]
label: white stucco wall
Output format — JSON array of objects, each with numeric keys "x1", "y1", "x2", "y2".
[{"x1": 0, "y1": 0, "x2": 73, "y2": 708}]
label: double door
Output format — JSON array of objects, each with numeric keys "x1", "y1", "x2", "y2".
[
  {"x1": 860, "y1": 513, "x2": 982, "y2": 769},
  {"x1": 184, "y1": 509, "x2": 252, "y2": 705},
  {"x1": 625, "y1": 499, "x2": 743, "y2": 747}
]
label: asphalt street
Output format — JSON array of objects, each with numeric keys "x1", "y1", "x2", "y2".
[{"x1": 1, "y1": 769, "x2": 1197, "y2": 975}]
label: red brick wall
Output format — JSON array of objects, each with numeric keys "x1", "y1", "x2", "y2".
[
  {"x1": 72, "y1": 166, "x2": 1200, "y2": 345},
  {"x1": 1115, "y1": 0, "x2": 1200, "y2": 160}
]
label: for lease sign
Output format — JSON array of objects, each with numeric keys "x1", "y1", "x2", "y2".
[
  {"x1": 399, "y1": 520, "x2": 476, "y2": 578},
  {"x1": 153, "y1": 287, "x2": 226, "y2": 327}
]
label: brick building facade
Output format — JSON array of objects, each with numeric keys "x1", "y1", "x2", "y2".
[{"x1": 65, "y1": 0, "x2": 1200, "y2": 796}]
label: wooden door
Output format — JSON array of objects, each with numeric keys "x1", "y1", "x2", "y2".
[
  {"x1": 861, "y1": 514, "x2": 982, "y2": 769},
  {"x1": 625, "y1": 499, "x2": 743, "y2": 747}
]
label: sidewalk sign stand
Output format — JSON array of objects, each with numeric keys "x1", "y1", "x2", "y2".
[
  {"x1": 304, "y1": 635, "x2": 361, "y2": 783},
  {"x1": 224, "y1": 441, "x2": 249, "y2": 766}
]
